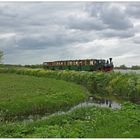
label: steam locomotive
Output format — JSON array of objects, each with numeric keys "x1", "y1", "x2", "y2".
[{"x1": 43, "y1": 58, "x2": 113, "y2": 72}]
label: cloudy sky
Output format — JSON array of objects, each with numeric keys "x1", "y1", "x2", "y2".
[{"x1": 0, "y1": 2, "x2": 140, "y2": 66}]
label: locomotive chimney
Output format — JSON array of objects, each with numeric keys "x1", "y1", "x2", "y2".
[{"x1": 109, "y1": 58, "x2": 112, "y2": 63}]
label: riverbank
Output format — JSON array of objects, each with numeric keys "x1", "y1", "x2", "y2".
[{"x1": 0, "y1": 102, "x2": 139, "y2": 138}]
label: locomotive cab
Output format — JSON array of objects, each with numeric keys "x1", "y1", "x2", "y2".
[{"x1": 103, "y1": 58, "x2": 114, "y2": 71}]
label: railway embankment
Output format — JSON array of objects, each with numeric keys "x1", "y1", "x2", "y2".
[{"x1": 0, "y1": 68, "x2": 140, "y2": 103}]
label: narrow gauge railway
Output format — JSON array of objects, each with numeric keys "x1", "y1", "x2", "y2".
[{"x1": 43, "y1": 58, "x2": 113, "y2": 72}]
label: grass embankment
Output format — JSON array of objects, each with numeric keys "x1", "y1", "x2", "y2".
[
  {"x1": 0, "y1": 102, "x2": 140, "y2": 138},
  {"x1": 0, "y1": 73, "x2": 86, "y2": 120},
  {"x1": 0, "y1": 68, "x2": 140, "y2": 102}
]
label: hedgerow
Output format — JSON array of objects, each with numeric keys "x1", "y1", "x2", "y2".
[{"x1": 0, "y1": 68, "x2": 139, "y2": 101}]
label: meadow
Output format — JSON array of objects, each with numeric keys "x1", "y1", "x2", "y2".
[
  {"x1": 0, "y1": 67, "x2": 140, "y2": 138},
  {"x1": 0, "y1": 73, "x2": 86, "y2": 121}
]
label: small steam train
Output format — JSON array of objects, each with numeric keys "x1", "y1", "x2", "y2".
[{"x1": 43, "y1": 58, "x2": 113, "y2": 72}]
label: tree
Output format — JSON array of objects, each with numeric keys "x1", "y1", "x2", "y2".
[
  {"x1": 0, "y1": 50, "x2": 3, "y2": 63},
  {"x1": 119, "y1": 64, "x2": 127, "y2": 69},
  {"x1": 131, "y1": 65, "x2": 140, "y2": 70}
]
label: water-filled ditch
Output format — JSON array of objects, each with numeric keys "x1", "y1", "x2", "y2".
[{"x1": 23, "y1": 96, "x2": 121, "y2": 123}]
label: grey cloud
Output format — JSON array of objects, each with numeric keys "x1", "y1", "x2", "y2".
[
  {"x1": 100, "y1": 5, "x2": 133, "y2": 30},
  {"x1": 85, "y1": 2, "x2": 103, "y2": 17},
  {"x1": 134, "y1": 40, "x2": 140, "y2": 44},
  {"x1": 86, "y1": 3, "x2": 134, "y2": 30},
  {"x1": 2, "y1": 29, "x2": 92, "y2": 54},
  {"x1": 0, "y1": 2, "x2": 140, "y2": 66},
  {"x1": 16, "y1": 33, "x2": 91, "y2": 50},
  {"x1": 101, "y1": 28, "x2": 135, "y2": 38},
  {"x1": 67, "y1": 15, "x2": 107, "y2": 31},
  {"x1": 133, "y1": 36, "x2": 140, "y2": 44},
  {"x1": 125, "y1": 3, "x2": 140, "y2": 18}
]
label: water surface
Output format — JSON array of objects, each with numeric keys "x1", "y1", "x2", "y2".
[
  {"x1": 24, "y1": 96, "x2": 121, "y2": 122},
  {"x1": 114, "y1": 69, "x2": 140, "y2": 74}
]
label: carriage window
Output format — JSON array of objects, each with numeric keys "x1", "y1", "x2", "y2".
[
  {"x1": 79, "y1": 61, "x2": 82, "y2": 65},
  {"x1": 85, "y1": 60, "x2": 87, "y2": 65},
  {"x1": 90, "y1": 61, "x2": 93, "y2": 65},
  {"x1": 70, "y1": 61, "x2": 72, "y2": 65}
]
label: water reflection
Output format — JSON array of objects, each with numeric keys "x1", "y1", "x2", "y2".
[
  {"x1": 69, "y1": 96, "x2": 121, "y2": 111},
  {"x1": 85, "y1": 96, "x2": 121, "y2": 109},
  {"x1": 22, "y1": 96, "x2": 121, "y2": 123},
  {"x1": 114, "y1": 69, "x2": 140, "y2": 74}
]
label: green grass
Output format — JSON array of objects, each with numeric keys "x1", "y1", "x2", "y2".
[
  {"x1": 0, "y1": 68, "x2": 140, "y2": 138},
  {"x1": 0, "y1": 102, "x2": 140, "y2": 138},
  {"x1": 0, "y1": 68, "x2": 139, "y2": 101},
  {"x1": 0, "y1": 73, "x2": 87, "y2": 120}
]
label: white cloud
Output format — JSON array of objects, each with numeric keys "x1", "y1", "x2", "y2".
[
  {"x1": 0, "y1": 2, "x2": 140, "y2": 66},
  {"x1": 0, "y1": 33, "x2": 16, "y2": 39}
]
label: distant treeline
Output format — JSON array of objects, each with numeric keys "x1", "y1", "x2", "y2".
[
  {"x1": 24, "y1": 64, "x2": 43, "y2": 68},
  {"x1": 115, "y1": 65, "x2": 140, "y2": 70},
  {"x1": 0, "y1": 64, "x2": 23, "y2": 68},
  {"x1": 0, "y1": 64, "x2": 140, "y2": 70},
  {"x1": 0, "y1": 64, "x2": 43, "y2": 69}
]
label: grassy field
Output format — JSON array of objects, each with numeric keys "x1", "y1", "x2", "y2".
[
  {"x1": 0, "y1": 68, "x2": 140, "y2": 102},
  {"x1": 0, "y1": 73, "x2": 87, "y2": 120},
  {"x1": 0, "y1": 68, "x2": 140, "y2": 138},
  {"x1": 0, "y1": 102, "x2": 140, "y2": 138}
]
